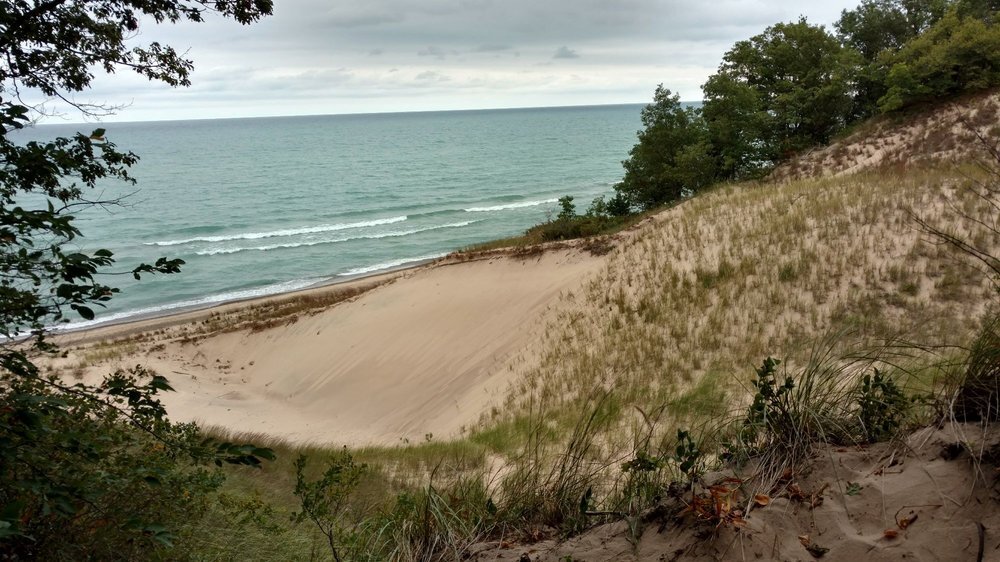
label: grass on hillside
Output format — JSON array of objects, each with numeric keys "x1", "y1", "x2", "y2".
[
  {"x1": 169, "y1": 158, "x2": 999, "y2": 560},
  {"x1": 459, "y1": 206, "x2": 656, "y2": 255},
  {"x1": 495, "y1": 164, "x2": 994, "y2": 436}
]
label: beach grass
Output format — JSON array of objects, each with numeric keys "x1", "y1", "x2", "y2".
[
  {"x1": 490, "y1": 163, "x2": 994, "y2": 440},
  {"x1": 156, "y1": 148, "x2": 1000, "y2": 559},
  {"x1": 44, "y1": 106, "x2": 1000, "y2": 560}
]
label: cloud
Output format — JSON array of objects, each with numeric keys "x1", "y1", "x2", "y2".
[
  {"x1": 414, "y1": 70, "x2": 450, "y2": 82},
  {"x1": 553, "y1": 46, "x2": 580, "y2": 59},
  {"x1": 41, "y1": 0, "x2": 863, "y2": 121},
  {"x1": 324, "y1": 9, "x2": 404, "y2": 28},
  {"x1": 417, "y1": 46, "x2": 450, "y2": 58},
  {"x1": 473, "y1": 44, "x2": 512, "y2": 53}
]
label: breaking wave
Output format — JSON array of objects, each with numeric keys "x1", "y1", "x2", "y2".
[
  {"x1": 338, "y1": 253, "x2": 448, "y2": 277},
  {"x1": 463, "y1": 198, "x2": 559, "y2": 212},
  {"x1": 148, "y1": 215, "x2": 408, "y2": 246},
  {"x1": 195, "y1": 221, "x2": 478, "y2": 256}
]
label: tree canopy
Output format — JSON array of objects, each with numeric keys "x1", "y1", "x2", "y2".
[
  {"x1": 704, "y1": 19, "x2": 859, "y2": 164},
  {"x1": 605, "y1": 0, "x2": 1000, "y2": 217},
  {"x1": 614, "y1": 86, "x2": 715, "y2": 211},
  {"x1": 836, "y1": 0, "x2": 949, "y2": 61},
  {"x1": 835, "y1": 0, "x2": 951, "y2": 117},
  {"x1": 879, "y1": 8, "x2": 1000, "y2": 111}
]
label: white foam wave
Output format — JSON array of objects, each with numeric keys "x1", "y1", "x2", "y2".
[
  {"x1": 338, "y1": 253, "x2": 448, "y2": 277},
  {"x1": 148, "y1": 216, "x2": 408, "y2": 246},
  {"x1": 53, "y1": 278, "x2": 319, "y2": 332},
  {"x1": 464, "y1": 198, "x2": 559, "y2": 212},
  {"x1": 196, "y1": 220, "x2": 478, "y2": 256}
]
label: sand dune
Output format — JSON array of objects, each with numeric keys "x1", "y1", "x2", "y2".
[
  {"x1": 772, "y1": 90, "x2": 1000, "y2": 182},
  {"x1": 472, "y1": 423, "x2": 1000, "y2": 561},
  {"x1": 59, "y1": 246, "x2": 608, "y2": 446}
]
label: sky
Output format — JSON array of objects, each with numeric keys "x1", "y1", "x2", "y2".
[{"x1": 51, "y1": 0, "x2": 861, "y2": 122}]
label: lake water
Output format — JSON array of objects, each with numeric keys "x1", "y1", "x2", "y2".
[{"x1": 13, "y1": 104, "x2": 644, "y2": 328}]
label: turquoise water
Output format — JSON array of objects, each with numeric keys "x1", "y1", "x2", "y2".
[{"x1": 13, "y1": 104, "x2": 644, "y2": 328}]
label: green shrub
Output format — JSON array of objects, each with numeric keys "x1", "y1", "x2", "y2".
[
  {"x1": 292, "y1": 452, "x2": 366, "y2": 562},
  {"x1": 858, "y1": 369, "x2": 909, "y2": 441},
  {"x1": 724, "y1": 355, "x2": 858, "y2": 481},
  {"x1": 524, "y1": 214, "x2": 624, "y2": 242},
  {"x1": 0, "y1": 365, "x2": 273, "y2": 559}
]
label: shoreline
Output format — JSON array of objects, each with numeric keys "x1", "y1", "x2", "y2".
[
  {"x1": 54, "y1": 255, "x2": 445, "y2": 346},
  {"x1": 55, "y1": 213, "x2": 642, "y2": 347},
  {"x1": 54, "y1": 239, "x2": 609, "y2": 445}
]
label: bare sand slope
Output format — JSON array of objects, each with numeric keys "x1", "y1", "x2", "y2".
[
  {"x1": 65, "y1": 247, "x2": 606, "y2": 446},
  {"x1": 772, "y1": 89, "x2": 1000, "y2": 182}
]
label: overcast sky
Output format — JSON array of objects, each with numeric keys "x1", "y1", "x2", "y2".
[{"x1": 53, "y1": 0, "x2": 861, "y2": 122}]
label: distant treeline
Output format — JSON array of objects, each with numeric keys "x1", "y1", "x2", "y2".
[{"x1": 540, "y1": 0, "x2": 1000, "y2": 238}]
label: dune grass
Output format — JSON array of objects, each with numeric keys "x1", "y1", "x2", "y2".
[
  {"x1": 490, "y1": 164, "x2": 995, "y2": 439},
  {"x1": 459, "y1": 206, "x2": 655, "y2": 255},
  {"x1": 52, "y1": 136, "x2": 993, "y2": 561},
  {"x1": 165, "y1": 156, "x2": 999, "y2": 560}
]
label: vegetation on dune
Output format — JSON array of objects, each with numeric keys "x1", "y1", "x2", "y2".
[
  {"x1": 879, "y1": 8, "x2": 1000, "y2": 111},
  {"x1": 175, "y1": 128, "x2": 1000, "y2": 560},
  {"x1": 505, "y1": 165, "x2": 990, "y2": 425},
  {"x1": 704, "y1": 18, "x2": 860, "y2": 165},
  {"x1": 0, "y1": 0, "x2": 276, "y2": 556},
  {"x1": 2, "y1": 0, "x2": 1000, "y2": 559},
  {"x1": 529, "y1": 0, "x2": 1000, "y2": 245}
]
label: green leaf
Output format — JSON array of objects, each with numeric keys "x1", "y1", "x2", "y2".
[
  {"x1": 579, "y1": 486, "x2": 593, "y2": 514},
  {"x1": 149, "y1": 375, "x2": 174, "y2": 392},
  {"x1": 71, "y1": 304, "x2": 94, "y2": 320}
]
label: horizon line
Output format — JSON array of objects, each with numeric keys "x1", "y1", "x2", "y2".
[{"x1": 31, "y1": 99, "x2": 704, "y2": 127}]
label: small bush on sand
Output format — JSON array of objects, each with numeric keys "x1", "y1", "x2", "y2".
[
  {"x1": 858, "y1": 368, "x2": 910, "y2": 442},
  {"x1": 723, "y1": 348, "x2": 918, "y2": 484}
]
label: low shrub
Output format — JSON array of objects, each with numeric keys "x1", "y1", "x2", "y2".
[{"x1": 0, "y1": 365, "x2": 273, "y2": 560}]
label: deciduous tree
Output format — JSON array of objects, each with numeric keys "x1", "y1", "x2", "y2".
[
  {"x1": 614, "y1": 86, "x2": 715, "y2": 210},
  {"x1": 702, "y1": 19, "x2": 859, "y2": 172}
]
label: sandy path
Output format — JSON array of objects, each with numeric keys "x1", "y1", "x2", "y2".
[{"x1": 66, "y1": 247, "x2": 606, "y2": 446}]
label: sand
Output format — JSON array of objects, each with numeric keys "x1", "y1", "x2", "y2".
[
  {"x1": 771, "y1": 90, "x2": 1000, "y2": 182},
  {"x1": 471, "y1": 422, "x2": 1000, "y2": 561},
  {"x1": 56, "y1": 245, "x2": 610, "y2": 446}
]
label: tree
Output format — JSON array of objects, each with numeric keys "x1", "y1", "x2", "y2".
[
  {"x1": 837, "y1": 0, "x2": 950, "y2": 61},
  {"x1": 292, "y1": 453, "x2": 366, "y2": 562},
  {"x1": 0, "y1": 0, "x2": 274, "y2": 555},
  {"x1": 701, "y1": 72, "x2": 769, "y2": 180},
  {"x1": 954, "y1": 0, "x2": 1000, "y2": 19},
  {"x1": 614, "y1": 85, "x2": 715, "y2": 211},
  {"x1": 835, "y1": 0, "x2": 950, "y2": 118},
  {"x1": 878, "y1": 8, "x2": 1000, "y2": 112},
  {"x1": 702, "y1": 18, "x2": 860, "y2": 172}
]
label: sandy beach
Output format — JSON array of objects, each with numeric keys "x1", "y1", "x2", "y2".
[{"x1": 54, "y1": 243, "x2": 612, "y2": 446}]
